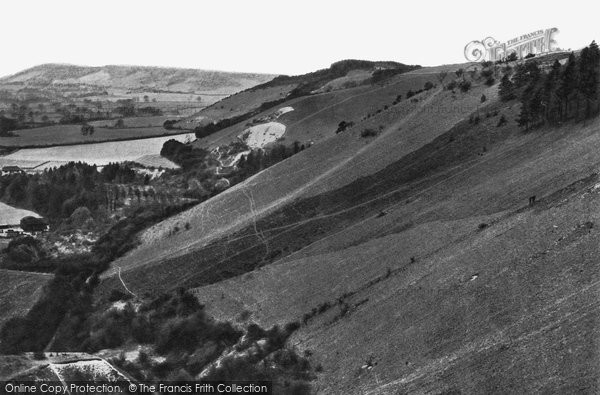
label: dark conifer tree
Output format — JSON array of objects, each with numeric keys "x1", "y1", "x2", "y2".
[
  {"x1": 558, "y1": 53, "x2": 577, "y2": 120},
  {"x1": 579, "y1": 41, "x2": 600, "y2": 118},
  {"x1": 499, "y1": 74, "x2": 516, "y2": 101},
  {"x1": 543, "y1": 60, "x2": 562, "y2": 123}
]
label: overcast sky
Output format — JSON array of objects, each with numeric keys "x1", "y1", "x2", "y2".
[{"x1": 0, "y1": 0, "x2": 596, "y2": 77}]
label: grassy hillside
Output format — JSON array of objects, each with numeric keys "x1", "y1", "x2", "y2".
[
  {"x1": 188, "y1": 114, "x2": 600, "y2": 393},
  {"x1": 92, "y1": 50, "x2": 600, "y2": 391},
  {"x1": 193, "y1": 71, "x2": 437, "y2": 149},
  {"x1": 180, "y1": 59, "x2": 421, "y2": 129},
  {"x1": 5, "y1": 49, "x2": 598, "y2": 392},
  {"x1": 99, "y1": 62, "x2": 492, "y2": 290}
]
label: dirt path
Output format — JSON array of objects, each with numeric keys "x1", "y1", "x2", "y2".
[{"x1": 117, "y1": 266, "x2": 137, "y2": 297}]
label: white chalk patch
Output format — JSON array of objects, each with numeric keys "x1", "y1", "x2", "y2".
[
  {"x1": 239, "y1": 122, "x2": 286, "y2": 149},
  {"x1": 274, "y1": 107, "x2": 294, "y2": 117},
  {"x1": 51, "y1": 359, "x2": 129, "y2": 381}
]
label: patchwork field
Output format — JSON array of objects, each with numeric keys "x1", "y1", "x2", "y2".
[{"x1": 0, "y1": 64, "x2": 276, "y2": 98}]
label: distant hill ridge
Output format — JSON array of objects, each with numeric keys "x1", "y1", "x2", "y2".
[
  {"x1": 0, "y1": 63, "x2": 277, "y2": 93},
  {"x1": 255, "y1": 59, "x2": 421, "y2": 94}
]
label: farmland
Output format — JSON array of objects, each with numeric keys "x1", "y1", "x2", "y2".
[
  {"x1": 88, "y1": 115, "x2": 182, "y2": 128},
  {"x1": 0, "y1": 123, "x2": 191, "y2": 148},
  {"x1": 0, "y1": 64, "x2": 276, "y2": 104},
  {"x1": 0, "y1": 64, "x2": 277, "y2": 151},
  {"x1": 0, "y1": 133, "x2": 194, "y2": 168}
]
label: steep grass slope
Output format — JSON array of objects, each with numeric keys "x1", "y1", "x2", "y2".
[
  {"x1": 182, "y1": 59, "x2": 421, "y2": 129},
  {"x1": 99, "y1": 64, "x2": 492, "y2": 293},
  {"x1": 190, "y1": 116, "x2": 600, "y2": 393},
  {"x1": 193, "y1": 69, "x2": 437, "y2": 148},
  {"x1": 90, "y1": 53, "x2": 600, "y2": 392}
]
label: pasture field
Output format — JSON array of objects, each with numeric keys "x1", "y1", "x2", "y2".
[
  {"x1": 0, "y1": 123, "x2": 191, "y2": 148},
  {"x1": 88, "y1": 115, "x2": 184, "y2": 128}
]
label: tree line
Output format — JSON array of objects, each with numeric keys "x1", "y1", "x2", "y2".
[
  {"x1": 0, "y1": 162, "x2": 143, "y2": 221},
  {"x1": 499, "y1": 41, "x2": 599, "y2": 130}
]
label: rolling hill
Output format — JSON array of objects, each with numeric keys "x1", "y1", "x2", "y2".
[
  {"x1": 177, "y1": 59, "x2": 421, "y2": 130},
  {"x1": 93, "y1": 50, "x2": 600, "y2": 392},
  {"x1": 0, "y1": 63, "x2": 276, "y2": 96}
]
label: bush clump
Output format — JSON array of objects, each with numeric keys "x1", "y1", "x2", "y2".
[
  {"x1": 459, "y1": 80, "x2": 472, "y2": 92},
  {"x1": 360, "y1": 128, "x2": 379, "y2": 138}
]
